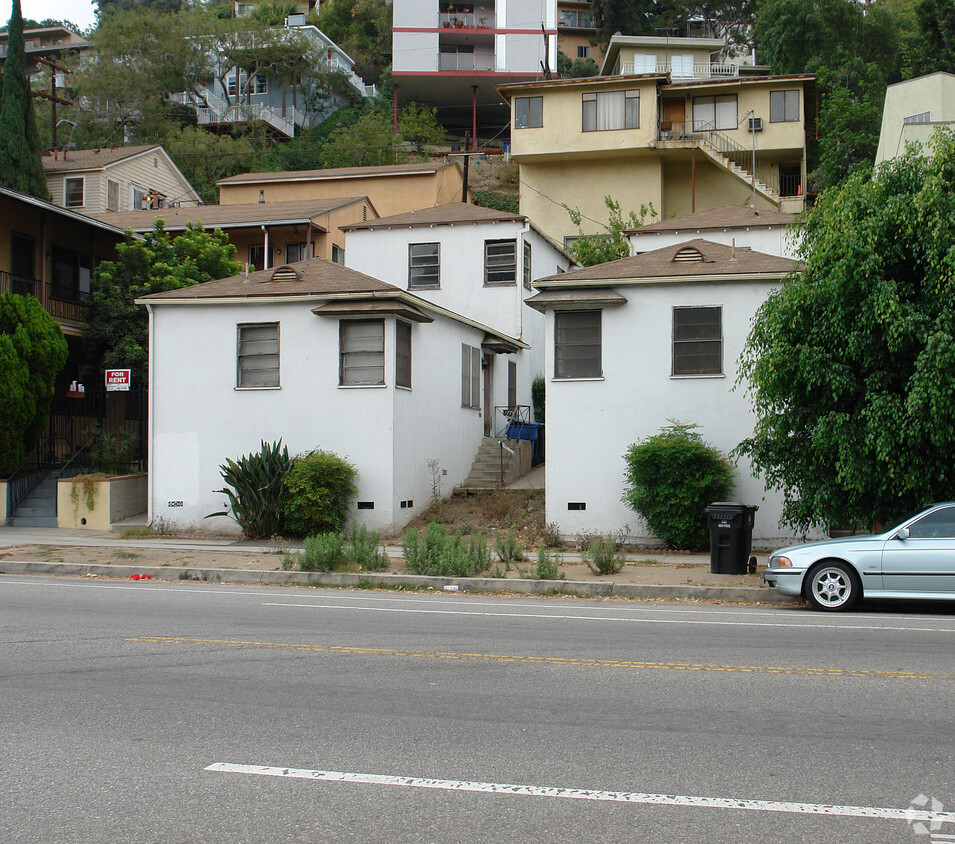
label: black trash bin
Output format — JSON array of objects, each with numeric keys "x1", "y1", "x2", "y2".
[{"x1": 704, "y1": 503, "x2": 758, "y2": 575}]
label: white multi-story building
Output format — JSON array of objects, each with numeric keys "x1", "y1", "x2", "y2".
[{"x1": 392, "y1": 0, "x2": 557, "y2": 138}]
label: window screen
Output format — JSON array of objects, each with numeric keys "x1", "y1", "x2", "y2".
[
  {"x1": 770, "y1": 90, "x2": 799, "y2": 123},
  {"x1": 555, "y1": 311, "x2": 601, "y2": 378},
  {"x1": 409, "y1": 242, "x2": 440, "y2": 287},
  {"x1": 672, "y1": 307, "x2": 722, "y2": 375},
  {"x1": 396, "y1": 321, "x2": 411, "y2": 388},
  {"x1": 237, "y1": 323, "x2": 279, "y2": 387},
  {"x1": 340, "y1": 320, "x2": 384, "y2": 386},
  {"x1": 485, "y1": 240, "x2": 517, "y2": 285}
]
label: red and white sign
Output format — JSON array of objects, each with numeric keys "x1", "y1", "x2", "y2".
[{"x1": 105, "y1": 369, "x2": 131, "y2": 391}]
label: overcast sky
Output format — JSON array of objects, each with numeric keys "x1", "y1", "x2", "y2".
[{"x1": 19, "y1": 0, "x2": 98, "y2": 32}]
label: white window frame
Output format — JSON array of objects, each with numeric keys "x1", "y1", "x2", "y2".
[
  {"x1": 236, "y1": 322, "x2": 280, "y2": 388},
  {"x1": 64, "y1": 176, "x2": 84, "y2": 208},
  {"x1": 340, "y1": 320, "x2": 385, "y2": 386},
  {"x1": 408, "y1": 242, "x2": 440, "y2": 288},
  {"x1": 131, "y1": 184, "x2": 148, "y2": 210},
  {"x1": 331, "y1": 244, "x2": 345, "y2": 265},
  {"x1": 555, "y1": 310, "x2": 601, "y2": 379},
  {"x1": 672, "y1": 306, "x2": 723, "y2": 376},
  {"x1": 692, "y1": 95, "x2": 737, "y2": 131},
  {"x1": 484, "y1": 239, "x2": 517, "y2": 285},
  {"x1": 461, "y1": 343, "x2": 481, "y2": 408}
]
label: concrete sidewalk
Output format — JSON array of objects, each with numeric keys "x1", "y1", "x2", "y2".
[{"x1": 0, "y1": 524, "x2": 791, "y2": 605}]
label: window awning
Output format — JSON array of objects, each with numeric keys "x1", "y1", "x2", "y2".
[
  {"x1": 312, "y1": 299, "x2": 434, "y2": 323},
  {"x1": 524, "y1": 288, "x2": 628, "y2": 313},
  {"x1": 481, "y1": 334, "x2": 522, "y2": 354}
]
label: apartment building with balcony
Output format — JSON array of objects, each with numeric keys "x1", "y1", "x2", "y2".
[
  {"x1": 500, "y1": 36, "x2": 815, "y2": 246},
  {"x1": 0, "y1": 24, "x2": 88, "y2": 74},
  {"x1": 556, "y1": 0, "x2": 603, "y2": 68},
  {"x1": 392, "y1": 0, "x2": 557, "y2": 138}
]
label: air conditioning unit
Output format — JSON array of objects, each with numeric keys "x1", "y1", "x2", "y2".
[{"x1": 748, "y1": 117, "x2": 763, "y2": 131}]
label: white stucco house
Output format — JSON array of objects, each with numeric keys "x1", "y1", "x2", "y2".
[
  {"x1": 875, "y1": 71, "x2": 955, "y2": 166},
  {"x1": 526, "y1": 238, "x2": 812, "y2": 547},
  {"x1": 341, "y1": 202, "x2": 574, "y2": 436},
  {"x1": 627, "y1": 204, "x2": 801, "y2": 260},
  {"x1": 137, "y1": 257, "x2": 536, "y2": 535}
]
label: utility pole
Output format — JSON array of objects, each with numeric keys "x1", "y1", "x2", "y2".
[
  {"x1": 33, "y1": 57, "x2": 72, "y2": 148},
  {"x1": 448, "y1": 133, "x2": 484, "y2": 203}
]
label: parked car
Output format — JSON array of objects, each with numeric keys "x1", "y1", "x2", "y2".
[{"x1": 764, "y1": 503, "x2": 955, "y2": 611}]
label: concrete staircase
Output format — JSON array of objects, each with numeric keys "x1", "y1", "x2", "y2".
[
  {"x1": 456, "y1": 438, "x2": 529, "y2": 492},
  {"x1": 9, "y1": 474, "x2": 58, "y2": 527}
]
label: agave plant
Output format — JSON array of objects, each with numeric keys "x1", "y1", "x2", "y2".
[{"x1": 207, "y1": 440, "x2": 290, "y2": 539}]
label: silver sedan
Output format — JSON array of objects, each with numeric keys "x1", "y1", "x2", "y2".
[{"x1": 764, "y1": 502, "x2": 955, "y2": 611}]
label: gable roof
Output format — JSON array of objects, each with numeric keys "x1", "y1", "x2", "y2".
[
  {"x1": 534, "y1": 238, "x2": 796, "y2": 286},
  {"x1": 341, "y1": 201, "x2": 524, "y2": 231},
  {"x1": 217, "y1": 160, "x2": 458, "y2": 187},
  {"x1": 85, "y1": 196, "x2": 375, "y2": 232},
  {"x1": 42, "y1": 145, "x2": 165, "y2": 173},
  {"x1": 0, "y1": 184, "x2": 132, "y2": 238},
  {"x1": 628, "y1": 204, "x2": 797, "y2": 235}
]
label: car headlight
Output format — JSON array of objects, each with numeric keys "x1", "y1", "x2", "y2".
[{"x1": 770, "y1": 555, "x2": 793, "y2": 568}]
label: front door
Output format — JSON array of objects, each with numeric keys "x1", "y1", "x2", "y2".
[
  {"x1": 662, "y1": 98, "x2": 686, "y2": 136},
  {"x1": 483, "y1": 352, "x2": 493, "y2": 437}
]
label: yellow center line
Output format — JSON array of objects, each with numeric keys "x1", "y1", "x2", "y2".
[{"x1": 125, "y1": 636, "x2": 946, "y2": 680}]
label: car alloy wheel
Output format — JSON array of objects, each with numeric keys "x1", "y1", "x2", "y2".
[{"x1": 807, "y1": 562, "x2": 860, "y2": 611}]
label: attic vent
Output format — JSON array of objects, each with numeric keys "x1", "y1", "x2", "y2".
[
  {"x1": 269, "y1": 265, "x2": 301, "y2": 282},
  {"x1": 673, "y1": 247, "x2": 705, "y2": 263}
]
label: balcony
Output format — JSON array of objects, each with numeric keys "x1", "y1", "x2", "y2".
[
  {"x1": 558, "y1": 10, "x2": 595, "y2": 29},
  {"x1": 621, "y1": 61, "x2": 739, "y2": 79},
  {"x1": 0, "y1": 271, "x2": 89, "y2": 323},
  {"x1": 439, "y1": 11, "x2": 496, "y2": 29},
  {"x1": 438, "y1": 51, "x2": 496, "y2": 72}
]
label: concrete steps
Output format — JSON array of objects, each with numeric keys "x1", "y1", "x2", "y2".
[
  {"x1": 456, "y1": 438, "x2": 527, "y2": 492},
  {"x1": 9, "y1": 475, "x2": 58, "y2": 527}
]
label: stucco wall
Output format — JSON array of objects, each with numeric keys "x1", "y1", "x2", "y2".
[
  {"x1": 540, "y1": 277, "x2": 819, "y2": 546},
  {"x1": 630, "y1": 225, "x2": 801, "y2": 261}
]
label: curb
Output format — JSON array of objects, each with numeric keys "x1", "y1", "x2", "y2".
[{"x1": 0, "y1": 561, "x2": 797, "y2": 604}]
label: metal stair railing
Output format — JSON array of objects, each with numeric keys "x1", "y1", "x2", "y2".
[{"x1": 693, "y1": 124, "x2": 779, "y2": 196}]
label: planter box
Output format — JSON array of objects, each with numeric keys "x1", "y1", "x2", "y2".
[{"x1": 58, "y1": 474, "x2": 147, "y2": 530}]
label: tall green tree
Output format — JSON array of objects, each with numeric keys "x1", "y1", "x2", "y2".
[
  {"x1": 85, "y1": 222, "x2": 241, "y2": 384},
  {"x1": 314, "y1": 0, "x2": 392, "y2": 83},
  {"x1": 737, "y1": 128, "x2": 955, "y2": 533},
  {"x1": 0, "y1": 0, "x2": 49, "y2": 199},
  {"x1": 0, "y1": 292, "x2": 68, "y2": 475}
]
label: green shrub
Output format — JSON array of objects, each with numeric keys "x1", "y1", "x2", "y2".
[
  {"x1": 527, "y1": 547, "x2": 564, "y2": 581},
  {"x1": 85, "y1": 423, "x2": 138, "y2": 475},
  {"x1": 578, "y1": 532, "x2": 627, "y2": 575},
  {"x1": 347, "y1": 523, "x2": 388, "y2": 571},
  {"x1": 493, "y1": 527, "x2": 525, "y2": 570},
  {"x1": 402, "y1": 522, "x2": 491, "y2": 578},
  {"x1": 283, "y1": 449, "x2": 358, "y2": 536},
  {"x1": 531, "y1": 374, "x2": 545, "y2": 423},
  {"x1": 300, "y1": 532, "x2": 348, "y2": 572},
  {"x1": 208, "y1": 440, "x2": 290, "y2": 539},
  {"x1": 623, "y1": 422, "x2": 734, "y2": 550}
]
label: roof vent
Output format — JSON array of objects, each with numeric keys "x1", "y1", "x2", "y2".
[
  {"x1": 269, "y1": 265, "x2": 301, "y2": 282},
  {"x1": 673, "y1": 247, "x2": 705, "y2": 263}
]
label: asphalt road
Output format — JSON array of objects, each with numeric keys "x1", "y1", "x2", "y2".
[{"x1": 2, "y1": 575, "x2": 955, "y2": 843}]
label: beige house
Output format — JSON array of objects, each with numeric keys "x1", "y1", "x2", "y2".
[
  {"x1": 216, "y1": 160, "x2": 468, "y2": 217},
  {"x1": 875, "y1": 72, "x2": 955, "y2": 166},
  {"x1": 557, "y1": 0, "x2": 603, "y2": 68},
  {"x1": 42, "y1": 145, "x2": 202, "y2": 214},
  {"x1": 499, "y1": 42, "x2": 815, "y2": 246},
  {"x1": 86, "y1": 196, "x2": 378, "y2": 271}
]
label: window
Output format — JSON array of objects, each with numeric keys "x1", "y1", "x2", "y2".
[
  {"x1": 237, "y1": 323, "x2": 279, "y2": 388},
  {"x1": 396, "y1": 321, "x2": 411, "y2": 388},
  {"x1": 340, "y1": 320, "x2": 384, "y2": 386},
  {"x1": 671, "y1": 54, "x2": 694, "y2": 78},
  {"x1": 252, "y1": 74, "x2": 268, "y2": 94},
  {"x1": 523, "y1": 240, "x2": 533, "y2": 290},
  {"x1": 672, "y1": 306, "x2": 722, "y2": 375},
  {"x1": 770, "y1": 90, "x2": 799, "y2": 123},
  {"x1": 248, "y1": 244, "x2": 265, "y2": 272},
  {"x1": 485, "y1": 239, "x2": 517, "y2": 285},
  {"x1": 582, "y1": 90, "x2": 639, "y2": 131},
  {"x1": 692, "y1": 95, "x2": 737, "y2": 131},
  {"x1": 907, "y1": 507, "x2": 955, "y2": 538},
  {"x1": 286, "y1": 243, "x2": 309, "y2": 263},
  {"x1": 555, "y1": 311, "x2": 601, "y2": 378},
  {"x1": 131, "y1": 184, "x2": 148, "y2": 210},
  {"x1": 331, "y1": 244, "x2": 345, "y2": 265},
  {"x1": 514, "y1": 96, "x2": 543, "y2": 129},
  {"x1": 903, "y1": 111, "x2": 931, "y2": 124},
  {"x1": 107, "y1": 179, "x2": 120, "y2": 212},
  {"x1": 577, "y1": 46, "x2": 590, "y2": 59},
  {"x1": 461, "y1": 344, "x2": 481, "y2": 408},
  {"x1": 409, "y1": 242, "x2": 440, "y2": 287},
  {"x1": 64, "y1": 177, "x2": 84, "y2": 208},
  {"x1": 507, "y1": 360, "x2": 517, "y2": 410},
  {"x1": 633, "y1": 54, "x2": 657, "y2": 73}
]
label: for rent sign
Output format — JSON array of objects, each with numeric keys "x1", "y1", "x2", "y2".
[{"x1": 105, "y1": 369, "x2": 131, "y2": 391}]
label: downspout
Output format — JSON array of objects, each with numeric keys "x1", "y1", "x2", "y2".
[
  {"x1": 261, "y1": 224, "x2": 270, "y2": 270},
  {"x1": 144, "y1": 302, "x2": 155, "y2": 528},
  {"x1": 518, "y1": 221, "x2": 531, "y2": 341}
]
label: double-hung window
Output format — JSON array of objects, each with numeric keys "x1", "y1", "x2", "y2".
[
  {"x1": 396, "y1": 322, "x2": 412, "y2": 389},
  {"x1": 461, "y1": 344, "x2": 481, "y2": 408},
  {"x1": 237, "y1": 323, "x2": 279, "y2": 388},
  {"x1": 485, "y1": 239, "x2": 517, "y2": 285},
  {"x1": 409, "y1": 242, "x2": 440, "y2": 288},
  {"x1": 770, "y1": 90, "x2": 799, "y2": 123},
  {"x1": 582, "y1": 90, "x2": 639, "y2": 131},
  {"x1": 340, "y1": 320, "x2": 384, "y2": 386},
  {"x1": 672, "y1": 306, "x2": 722, "y2": 375},
  {"x1": 514, "y1": 96, "x2": 543, "y2": 129},
  {"x1": 555, "y1": 311, "x2": 601, "y2": 378},
  {"x1": 523, "y1": 240, "x2": 533, "y2": 290},
  {"x1": 692, "y1": 95, "x2": 737, "y2": 131},
  {"x1": 64, "y1": 177, "x2": 84, "y2": 208}
]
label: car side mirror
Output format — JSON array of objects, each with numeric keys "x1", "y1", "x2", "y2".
[{"x1": 895, "y1": 527, "x2": 909, "y2": 541}]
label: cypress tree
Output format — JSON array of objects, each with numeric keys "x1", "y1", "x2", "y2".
[{"x1": 0, "y1": 0, "x2": 49, "y2": 199}]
